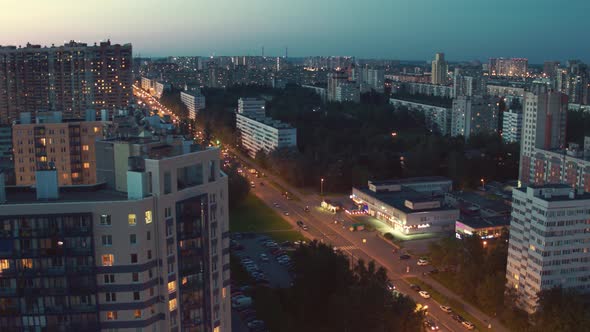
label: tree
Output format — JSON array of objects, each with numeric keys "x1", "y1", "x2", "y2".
[
  {"x1": 254, "y1": 150, "x2": 269, "y2": 169},
  {"x1": 532, "y1": 287, "x2": 590, "y2": 332},
  {"x1": 226, "y1": 166, "x2": 250, "y2": 208}
]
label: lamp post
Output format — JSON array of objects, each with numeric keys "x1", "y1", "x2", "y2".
[
  {"x1": 321, "y1": 178, "x2": 324, "y2": 196},
  {"x1": 480, "y1": 178, "x2": 485, "y2": 191}
]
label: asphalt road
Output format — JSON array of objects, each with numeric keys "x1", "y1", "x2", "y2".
[{"x1": 237, "y1": 156, "x2": 507, "y2": 332}]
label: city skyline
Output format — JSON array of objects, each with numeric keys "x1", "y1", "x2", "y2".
[{"x1": 2, "y1": 0, "x2": 590, "y2": 63}]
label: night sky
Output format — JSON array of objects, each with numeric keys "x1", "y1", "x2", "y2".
[{"x1": 2, "y1": 0, "x2": 589, "y2": 62}]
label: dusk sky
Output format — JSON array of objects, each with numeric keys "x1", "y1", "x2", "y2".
[{"x1": 2, "y1": 0, "x2": 589, "y2": 63}]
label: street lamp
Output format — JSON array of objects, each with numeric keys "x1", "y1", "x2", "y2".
[
  {"x1": 480, "y1": 178, "x2": 485, "y2": 191},
  {"x1": 321, "y1": 178, "x2": 324, "y2": 196}
]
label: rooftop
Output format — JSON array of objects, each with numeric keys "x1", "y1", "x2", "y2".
[
  {"x1": 370, "y1": 176, "x2": 450, "y2": 186},
  {"x1": 355, "y1": 186, "x2": 453, "y2": 214},
  {"x1": 237, "y1": 113, "x2": 294, "y2": 130},
  {"x1": 3, "y1": 184, "x2": 129, "y2": 205},
  {"x1": 457, "y1": 215, "x2": 511, "y2": 229}
]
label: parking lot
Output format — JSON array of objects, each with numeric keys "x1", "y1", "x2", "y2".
[{"x1": 230, "y1": 233, "x2": 296, "y2": 332}]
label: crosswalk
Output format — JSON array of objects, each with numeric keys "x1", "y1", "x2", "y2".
[{"x1": 333, "y1": 245, "x2": 358, "y2": 251}]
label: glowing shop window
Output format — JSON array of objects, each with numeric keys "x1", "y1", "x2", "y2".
[
  {"x1": 128, "y1": 214, "x2": 137, "y2": 226},
  {"x1": 145, "y1": 210, "x2": 152, "y2": 224}
]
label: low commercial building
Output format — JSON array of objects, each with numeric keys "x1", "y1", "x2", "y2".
[
  {"x1": 351, "y1": 177, "x2": 458, "y2": 235},
  {"x1": 235, "y1": 113, "x2": 297, "y2": 158},
  {"x1": 455, "y1": 215, "x2": 510, "y2": 240},
  {"x1": 506, "y1": 184, "x2": 590, "y2": 313},
  {"x1": 445, "y1": 191, "x2": 512, "y2": 217}
]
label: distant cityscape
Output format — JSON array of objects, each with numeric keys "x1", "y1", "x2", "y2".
[{"x1": 1, "y1": 38, "x2": 590, "y2": 331}]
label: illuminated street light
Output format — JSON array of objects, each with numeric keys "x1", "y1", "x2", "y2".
[{"x1": 321, "y1": 178, "x2": 324, "y2": 196}]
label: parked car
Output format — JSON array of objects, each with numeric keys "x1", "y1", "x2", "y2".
[
  {"x1": 283, "y1": 211, "x2": 290, "y2": 216},
  {"x1": 410, "y1": 284, "x2": 421, "y2": 292},
  {"x1": 304, "y1": 206, "x2": 310, "y2": 212},
  {"x1": 247, "y1": 320, "x2": 266, "y2": 330},
  {"x1": 462, "y1": 321, "x2": 475, "y2": 330},
  {"x1": 451, "y1": 314, "x2": 465, "y2": 323},
  {"x1": 259, "y1": 254, "x2": 269, "y2": 262},
  {"x1": 417, "y1": 259, "x2": 429, "y2": 266},
  {"x1": 439, "y1": 305, "x2": 452, "y2": 313},
  {"x1": 419, "y1": 291, "x2": 431, "y2": 299},
  {"x1": 399, "y1": 254, "x2": 411, "y2": 260},
  {"x1": 296, "y1": 220, "x2": 305, "y2": 227}
]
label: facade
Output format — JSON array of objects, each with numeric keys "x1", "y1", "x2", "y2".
[
  {"x1": 327, "y1": 72, "x2": 349, "y2": 102},
  {"x1": 350, "y1": 177, "x2": 458, "y2": 235},
  {"x1": 519, "y1": 90, "x2": 568, "y2": 184},
  {"x1": 431, "y1": 53, "x2": 448, "y2": 85},
  {"x1": 0, "y1": 134, "x2": 231, "y2": 331},
  {"x1": 398, "y1": 82, "x2": 454, "y2": 98},
  {"x1": 301, "y1": 85, "x2": 327, "y2": 103},
  {"x1": 453, "y1": 68, "x2": 486, "y2": 98},
  {"x1": 451, "y1": 95, "x2": 498, "y2": 138},
  {"x1": 506, "y1": 185, "x2": 590, "y2": 313},
  {"x1": 12, "y1": 114, "x2": 106, "y2": 186},
  {"x1": 237, "y1": 98, "x2": 265, "y2": 117},
  {"x1": 543, "y1": 61, "x2": 560, "y2": 78},
  {"x1": 502, "y1": 109, "x2": 523, "y2": 143},
  {"x1": 0, "y1": 41, "x2": 132, "y2": 124},
  {"x1": 235, "y1": 113, "x2": 297, "y2": 158},
  {"x1": 488, "y1": 58, "x2": 528, "y2": 77},
  {"x1": 334, "y1": 82, "x2": 360, "y2": 103},
  {"x1": 455, "y1": 215, "x2": 510, "y2": 240},
  {"x1": 487, "y1": 84, "x2": 525, "y2": 100},
  {"x1": 389, "y1": 98, "x2": 451, "y2": 135},
  {"x1": 180, "y1": 91, "x2": 206, "y2": 120}
]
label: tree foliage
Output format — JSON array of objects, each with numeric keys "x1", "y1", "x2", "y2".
[{"x1": 256, "y1": 241, "x2": 423, "y2": 332}]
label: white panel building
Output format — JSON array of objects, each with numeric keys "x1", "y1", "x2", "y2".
[
  {"x1": 506, "y1": 184, "x2": 590, "y2": 313},
  {"x1": 180, "y1": 91, "x2": 206, "y2": 120},
  {"x1": 502, "y1": 109, "x2": 523, "y2": 143},
  {"x1": 237, "y1": 98, "x2": 266, "y2": 116},
  {"x1": 236, "y1": 113, "x2": 297, "y2": 157}
]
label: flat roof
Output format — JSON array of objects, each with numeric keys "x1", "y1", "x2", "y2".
[
  {"x1": 370, "y1": 176, "x2": 450, "y2": 186},
  {"x1": 3, "y1": 185, "x2": 129, "y2": 205},
  {"x1": 515, "y1": 185, "x2": 590, "y2": 201},
  {"x1": 447, "y1": 191, "x2": 510, "y2": 214},
  {"x1": 356, "y1": 187, "x2": 453, "y2": 214},
  {"x1": 458, "y1": 215, "x2": 510, "y2": 229}
]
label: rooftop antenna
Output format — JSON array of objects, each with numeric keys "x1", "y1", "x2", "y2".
[
  {"x1": 285, "y1": 46, "x2": 288, "y2": 59},
  {"x1": 262, "y1": 46, "x2": 264, "y2": 58}
]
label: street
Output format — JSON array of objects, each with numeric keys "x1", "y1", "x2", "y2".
[{"x1": 133, "y1": 86, "x2": 506, "y2": 332}]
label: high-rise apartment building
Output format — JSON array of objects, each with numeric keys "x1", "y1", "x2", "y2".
[
  {"x1": 237, "y1": 98, "x2": 265, "y2": 117},
  {"x1": 0, "y1": 41, "x2": 132, "y2": 124},
  {"x1": 543, "y1": 61, "x2": 560, "y2": 78},
  {"x1": 502, "y1": 109, "x2": 523, "y2": 143},
  {"x1": 180, "y1": 91, "x2": 206, "y2": 120},
  {"x1": 431, "y1": 53, "x2": 448, "y2": 85},
  {"x1": 451, "y1": 95, "x2": 498, "y2": 138},
  {"x1": 519, "y1": 89, "x2": 568, "y2": 184},
  {"x1": 12, "y1": 112, "x2": 106, "y2": 186},
  {"x1": 0, "y1": 131, "x2": 231, "y2": 331},
  {"x1": 335, "y1": 83, "x2": 360, "y2": 103},
  {"x1": 506, "y1": 184, "x2": 590, "y2": 313},
  {"x1": 488, "y1": 58, "x2": 528, "y2": 77},
  {"x1": 327, "y1": 72, "x2": 349, "y2": 102}
]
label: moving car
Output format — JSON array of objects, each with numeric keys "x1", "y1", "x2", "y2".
[
  {"x1": 399, "y1": 254, "x2": 411, "y2": 260},
  {"x1": 424, "y1": 320, "x2": 440, "y2": 331},
  {"x1": 417, "y1": 259, "x2": 429, "y2": 266},
  {"x1": 419, "y1": 291, "x2": 431, "y2": 299},
  {"x1": 284, "y1": 211, "x2": 290, "y2": 216},
  {"x1": 451, "y1": 314, "x2": 465, "y2": 323},
  {"x1": 386, "y1": 280, "x2": 395, "y2": 291},
  {"x1": 304, "y1": 206, "x2": 310, "y2": 212},
  {"x1": 439, "y1": 305, "x2": 452, "y2": 313},
  {"x1": 410, "y1": 284, "x2": 421, "y2": 292},
  {"x1": 462, "y1": 321, "x2": 475, "y2": 330}
]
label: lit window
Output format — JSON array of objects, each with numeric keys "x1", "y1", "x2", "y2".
[
  {"x1": 145, "y1": 210, "x2": 152, "y2": 224},
  {"x1": 168, "y1": 298, "x2": 177, "y2": 311},
  {"x1": 0, "y1": 260, "x2": 9, "y2": 272},
  {"x1": 72, "y1": 173, "x2": 79, "y2": 179},
  {"x1": 168, "y1": 281, "x2": 176, "y2": 293},
  {"x1": 106, "y1": 311, "x2": 117, "y2": 320},
  {"x1": 40, "y1": 156, "x2": 47, "y2": 162},
  {"x1": 21, "y1": 259, "x2": 32, "y2": 269},
  {"x1": 102, "y1": 254, "x2": 114, "y2": 266},
  {"x1": 83, "y1": 162, "x2": 90, "y2": 169},
  {"x1": 82, "y1": 145, "x2": 89, "y2": 151},
  {"x1": 222, "y1": 287, "x2": 227, "y2": 299},
  {"x1": 94, "y1": 127, "x2": 100, "y2": 133},
  {"x1": 134, "y1": 309, "x2": 142, "y2": 319},
  {"x1": 128, "y1": 214, "x2": 136, "y2": 226}
]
